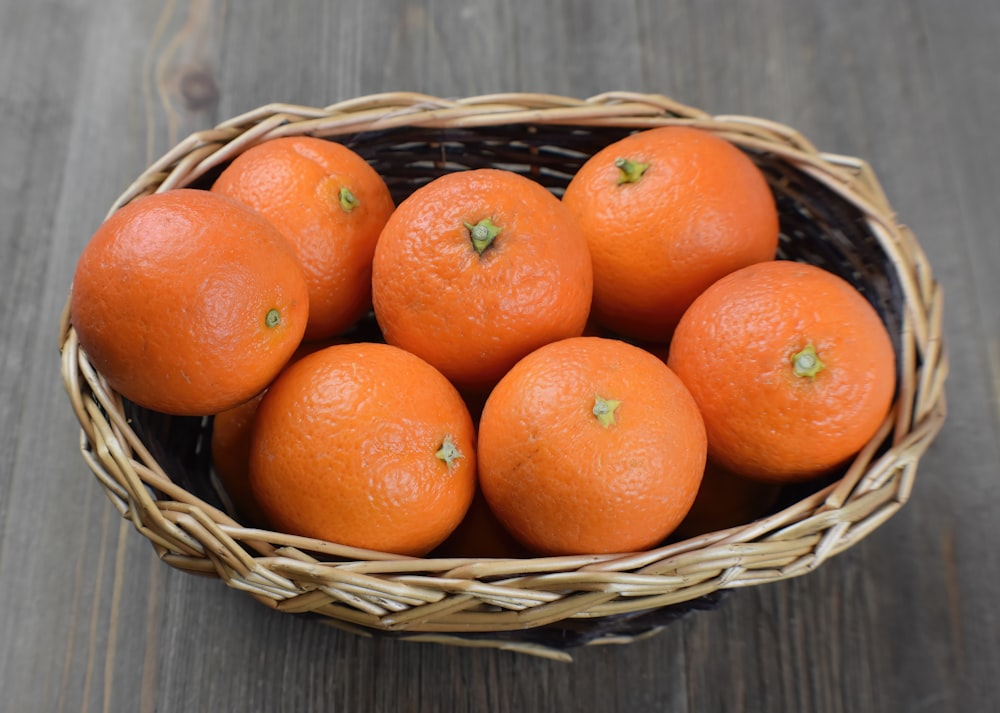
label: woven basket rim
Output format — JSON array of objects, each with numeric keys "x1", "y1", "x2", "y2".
[{"x1": 58, "y1": 91, "x2": 949, "y2": 654}]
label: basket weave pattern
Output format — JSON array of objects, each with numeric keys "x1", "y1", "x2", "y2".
[{"x1": 59, "y1": 92, "x2": 947, "y2": 656}]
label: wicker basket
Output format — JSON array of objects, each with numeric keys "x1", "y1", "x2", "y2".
[{"x1": 59, "y1": 92, "x2": 948, "y2": 660}]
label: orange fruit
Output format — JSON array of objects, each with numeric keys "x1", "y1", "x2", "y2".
[
  {"x1": 249, "y1": 342, "x2": 477, "y2": 556},
  {"x1": 477, "y1": 336, "x2": 707, "y2": 555},
  {"x1": 212, "y1": 136, "x2": 395, "y2": 341},
  {"x1": 211, "y1": 392, "x2": 267, "y2": 524},
  {"x1": 562, "y1": 125, "x2": 779, "y2": 342},
  {"x1": 210, "y1": 335, "x2": 352, "y2": 524},
  {"x1": 372, "y1": 168, "x2": 593, "y2": 392},
  {"x1": 69, "y1": 188, "x2": 309, "y2": 416},
  {"x1": 432, "y1": 489, "x2": 530, "y2": 559},
  {"x1": 672, "y1": 460, "x2": 783, "y2": 539},
  {"x1": 668, "y1": 260, "x2": 897, "y2": 482}
]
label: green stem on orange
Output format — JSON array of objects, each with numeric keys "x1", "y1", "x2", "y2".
[
  {"x1": 464, "y1": 217, "x2": 502, "y2": 255},
  {"x1": 435, "y1": 435, "x2": 463, "y2": 470},
  {"x1": 614, "y1": 157, "x2": 650, "y2": 184},
  {"x1": 791, "y1": 343, "x2": 825, "y2": 378},
  {"x1": 592, "y1": 394, "x2": 621, "y2": 428},
  {"x1": 265, "y1": 308, "x2": 281, "y2": 328},
  {"x1": 339, "y1": 185, "x2": 359, "y2": 212}
]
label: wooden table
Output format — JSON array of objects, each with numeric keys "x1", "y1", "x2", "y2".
[{"x1": 2, "y1": 1, "x2": 997, "y2": 710}]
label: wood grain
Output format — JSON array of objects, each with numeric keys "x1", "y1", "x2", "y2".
[{"x1": 1, "y1": 0, "x2": 997, "y2": 711}]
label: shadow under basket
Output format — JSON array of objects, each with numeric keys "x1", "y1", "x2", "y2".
[{"x1": 59, "y1": 92, "x2": 948, "y2": 661}]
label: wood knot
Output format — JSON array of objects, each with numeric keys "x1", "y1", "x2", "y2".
[{"x1": 178, "y1": 66, "x2": 218, "y2": 111}]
